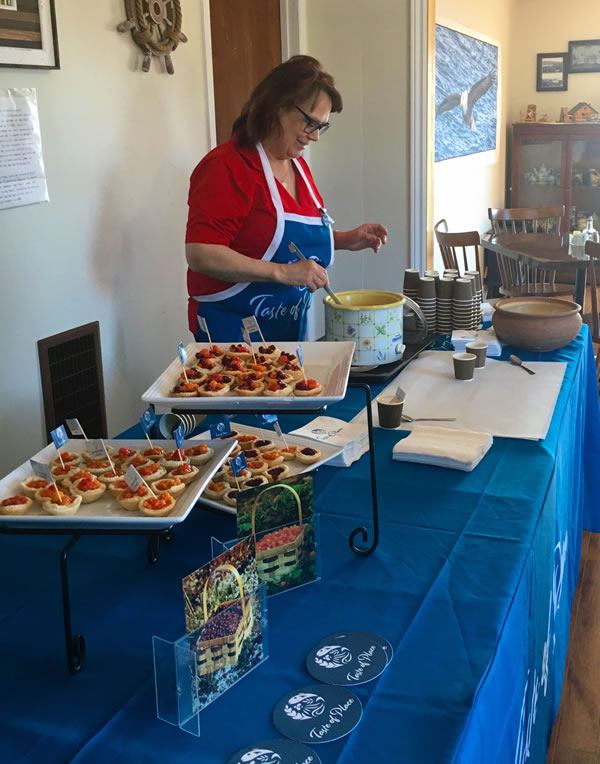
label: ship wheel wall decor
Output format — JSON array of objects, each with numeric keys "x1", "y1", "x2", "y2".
[{"x1": 117, "y1": 0, "x2": 188, "y2": 74}]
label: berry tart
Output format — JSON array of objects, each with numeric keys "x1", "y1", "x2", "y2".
[
  {"x1": 277, "y1": 351, "x2": 298, "y2": 367},
  {"x1": 266, "y1": 464, "x2": 291, "y2": 482},
  {"x1": 71, "y1": 475, "x2": 106, "y2": 503},
  {"x1": 257, "y1": 344, "x2": 281, "y2": 360},
  {"x1": 168, "y1": 463, "x2": 199, "y2": 485},
  {"x1": 222, "y1": 488, "x2": 241, "y2": 507},
  {"x1": 197, "y1": 378, "x2": 231, "y2": 397},
  {"x1": 170, "y1": 381, "x2": 200, "y2": 398},
  {"x1": 254, "y1": 438, "x2": 275, "y2": 452},
  {"x1": 221, "y1": 356, "x2": 247, "y2": 377},
  {"x1": 179, "y1": 366, "x2": 207, "y2": 384},
  {"x1": 1, "y1": 495, "x2": 33, "y2": 515},
  {"x1": 294, "y1": 378, "x2": 323, "y2": 397},
  {"x1": 195, "y1": 356, "x2": 222, "y2": 373},
  {"x1": 234, "y1": 377, "x2": 265, "y2": 397},
  {"x1": 226, "y1": 343, "x2": 252, "y2": 361},
  {"x1": 296, "y1": 446, "x2": 322, "y2": 465},
  {"x1": 264, "y1": 378, "x2": 293, "y2": 397},
  {"x1": 195, "y1": 345, "x2": 225, "y2": 362},
  {"x1": 139, "y1": 492, "x2": 176, "y2": 517},
  {"x1": 280, "y1": 362, "x2": 304, "y2": 381},
  {"x1": 242, "y1": 475, "x2": 269, "y2": 489}
]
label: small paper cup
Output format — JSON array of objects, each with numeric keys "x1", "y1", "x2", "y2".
[
  {"x1": 377, "y1": 395, "x2": 404, "y2": 428},
  {"x1": 453, "y1": 352, "x2": 477, "y2": 381},
  {"x1": 465, "y1": 342, "x2": 487, "y2": 368}
]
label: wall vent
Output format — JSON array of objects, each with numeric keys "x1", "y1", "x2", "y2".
[{"x1": 37, "y1": 321, "x2": 107, "y2": 443}]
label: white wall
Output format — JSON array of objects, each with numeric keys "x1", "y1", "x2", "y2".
[
  {"x1": 509, "y1": 0, "x2": 600, "y2": 124},
  {"x1": 0, "y1": 0, "x2": 211, "y2": 473},
  {"x1": 304, "y1": 0, "x2": 411, "y2": 337},
  {"x1": 433, "y1": 0, "x2": 514, "y2": 270}
]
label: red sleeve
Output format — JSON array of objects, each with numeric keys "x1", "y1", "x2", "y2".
[{"x1": 185, "y1": 147, "x2": 255, "y2": 245}]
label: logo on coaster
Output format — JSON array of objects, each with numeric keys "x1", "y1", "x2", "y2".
[
  {"x1": 226, "y1": 739, "x2": 320, "y2": 764},
  {"x1": 273, "y1": 684, "x2": 362, "y2": 744},
  {"x1": 306, "y1": 632, "x2": 391, "y2": 686}
]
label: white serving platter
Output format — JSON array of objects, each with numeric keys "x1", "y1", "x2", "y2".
[
  {"x1": 194, "y1": 423, "x2": 344, "y2": 515},
  {"x1": 141, "y1": 341, "x2": 355, "y2": 411},
  {"x1": 0, "y1": 438, "x2": 235, "y2": 530}
]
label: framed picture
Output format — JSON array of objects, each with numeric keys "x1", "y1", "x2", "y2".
[
  {"x1": 569, "y1": 39, "x2": 600, "y2": 74},
  {"x1": 536, "y1": 52, "x2": 568, "y2": 92},
  {"x1": 435, "y1": 22, "x2": 500, "y2": 162},
  {"x1": 0, "y1": 0, "x2": 59, "y2": 69}
]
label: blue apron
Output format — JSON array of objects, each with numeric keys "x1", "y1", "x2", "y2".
[{"x1": 193, "y1": 143, "x2": 334, "y2": 342}]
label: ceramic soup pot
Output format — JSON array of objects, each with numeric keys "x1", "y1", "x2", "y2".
[{"x1": 492, "y1": 297, "x2": 582, "y2": 352}]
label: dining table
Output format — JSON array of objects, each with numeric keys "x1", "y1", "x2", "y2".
[
  {"x1": 1, "y1": 328, "x2": 600, "y2": 763},
  {"x1": 483, "y1": 233, "x2": 590, "y2": 307}
]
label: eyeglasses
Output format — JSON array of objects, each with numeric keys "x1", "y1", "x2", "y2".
[{"x1": 294, "y1": 105, "x2": 331, "y2": 135}]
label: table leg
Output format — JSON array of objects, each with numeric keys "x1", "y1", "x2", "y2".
[
  {"x1": 60, "y1": 534, "x2": 86, "y2": 674},
  {"x1": 575, "y1": 267, "x2": 586, "y2": 311}
]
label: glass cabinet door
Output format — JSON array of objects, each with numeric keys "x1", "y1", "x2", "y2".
[
  {"x1": 570, "y1": 138, "x2": 600, "y2": 232},
  {"x1": 515, "y1": 138, "x2": 564, "y2": 208}
]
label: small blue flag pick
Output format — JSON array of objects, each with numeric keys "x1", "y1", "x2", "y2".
[
  {"x1": 140, "y1": 407, "x2": 156, "y2": 434},
  {"x1": 174, "y1": 423, "x2": 185, "y2": 449},
  {"x1": 296, "y1": 345, "x2": 305, "y2": 367},
  {"x1": 257, "y1": 413, "x2": 278, "y2": 426},
  {"x1": 51, "y1": 425, "x2": 68, "y2": 450},
  {"x1": 210, "y1": 420, "x2": 231, "y2": 439},
  {"x1": 177, "y1": 342, "x2": 187, "y2": 366},
  {"x1": 230, "y1": 452, "x2": 247, "y2": 476}
]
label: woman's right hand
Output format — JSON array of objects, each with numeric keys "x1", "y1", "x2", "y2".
[{"x1": 275, "y1": 259, "x2": 330, "y2": 292}]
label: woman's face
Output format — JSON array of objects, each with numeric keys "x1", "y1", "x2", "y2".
[{"x1": 267, "y1": 91, "x2": 332, "y2": 160}]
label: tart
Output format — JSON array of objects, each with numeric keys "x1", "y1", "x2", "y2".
[
  {"x1": 266, "y1": 464, "x2": 291, "y2": 482},
  {"x1": 221, "y1": 355, "x2": 247, "y2": 376},
  {"x1": 261, "y1": 449, "x2": 284, "y2": 467},
  {"x1": 113, "y1": 447, "x2": 138, "y2": 465},
  {"x1": 280, "y1": 362, "x2": 304, "y2": 381},
  {"x1": 170, "y1": 381, "x2": 199, "y2": 398},
  {"x1": 71, "y1": 475, "x2": 106, "y2": 503},
  {"x1": 197, "y1": 379, "x2": 231, "y2": 397},
  {"x1": 62, "y1": 469, "x2": 94, "y2": 488},
  {"x1": 222, "y1": 488, "x2": 241, "y2": 507},
  {"x1": 184, "y1": 443, "x2": 213, "y2": 465},
  {"x1": 1, "y1": 495, "x2": 33, "y2": 515},
  {"x1": 42, "y1": 493, "x2": 82, "y2": 516},
  {"x1": 82, "y1": 445, "x2": 114, "y2": 463},
  {"x1": 280, "y1": 445, "x2": 298, "y2": 461},
  {"x1": 266, "y1": 369, "x2": 294, "y2": 385},
  {"x1": 126, "y1": 454, "x2": 154, "y2": 471},
  {"x1": 195, "y1": 345, "x2": 224, "y2": 361},
  {"x1": 52, "y1": 451, "x2": 81, "y2": 468},
  {"x1": 226, "y1": 343, "x2": 252, "y2": 361},
  {"x1": 195, "y1": 356, "x2": 222, "y2": 373},
  {"x1": 234, "y1": 378, "x2": 265, "y2": 396},
  {"x1": 254, "y1": 439, "x2": 275, "y2": 452},
  {"x1": 296, "y1": 446, "x2": 322, "y2": 465},
  {"x1": 168, "y1": 463, "x2": 199, "y2": 484},
  {"x1": 97, "y1": 467, "x2": 126, "y2": 485},
  {"x1": 246, "y1": 363, "x2": 270, "y2": 377},
  {"x1": 51, "y1": 464, "x2": 78, "y2": 482},
  {"x1": 242, "y1": 475, "x2": 269, "y2": 489},
  {"x1": 35, "y1": 485, "x2": 70, "y2": 504},
  {"x1": 109, "y1": 479, "x2": 131, "y2": 495},
  {"x1": 277, "y1": 351, "x2": 298, "y2": 366},
  {"x1": 258, "y1": 344, "x2": 281, "y2": 360},
  {"x1": 116, "y1": 485, "x2": 151, "y2": 511},
  {"x1": 20, "y1": 477, "x2": 50, "y2": 498},
  {"x1": 204, "y1": 480, "x2": 228, "y2": 499},
  {"x1": 162, "y1": 450, "x2": 190, "y2": 471},
  {"x1": 139, "y1": 492, "x2": 176, "y2": 517},
  {"x1": 264, "y1": 379, "x2": 293, "y2": 397},
  {"x1": 179, "y1": 367, "x2": 207, "y2": 383},
  {"x1": 141, "y1": 446, "x2": 165, "y2": 462},
  {"x1": 246, "y1": 459, "x2": 268, "y2": 475},
  {"x1": 83, "y1": 458, "x2": 112, "y2": 475},
  {"x1": 137, "y1": 462, "x2": 167, "y2": 482},
  {"x1": 294, "y1": 378, "x2": 323, "y2": 397},
  {"x1": 243, "y1": 449, "x2": 260, "y2": 461},
  {"x1": 237, "y1": 434, "x2": 258, "y2": 451},
  {"x1": 224, "y1": 467, "x2": 251, "y2": 484},
  {"x1": 153, "y1": 478, "x2": 186, "y2": 498}
]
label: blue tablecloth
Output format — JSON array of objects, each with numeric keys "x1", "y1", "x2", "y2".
[{"x1": 1, "y1": 329, "x2": 600, "y2": 763}]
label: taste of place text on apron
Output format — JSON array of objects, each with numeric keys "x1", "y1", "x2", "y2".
[{"x1": 193, "y1": 143, "x2": 334, "y2": 342}]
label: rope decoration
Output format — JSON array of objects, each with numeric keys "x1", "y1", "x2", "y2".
[{"x1": 117, "y1": 0, "x2": 187, "y2": 74}]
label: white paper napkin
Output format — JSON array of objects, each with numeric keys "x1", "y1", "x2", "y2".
[
  {"x1": 392, "y1": 425, "x2": 493, "y2": 471},
  {"x1": 451, "y1": 328, "x2": 502, "y2": 357},
  {"x1": 289, "y1": 416, "x2": 369, "y2": 467}
]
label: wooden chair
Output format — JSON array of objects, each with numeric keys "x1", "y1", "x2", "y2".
[
  {"x1": 487, "y1": 205, "x2": 575, "y2": 298},
  {"x1": 583, "y1": 240, "x2": 600, "y2": 381},
  {"x1": 434, "y1": 219, "x2": 483, "y2": 276}
]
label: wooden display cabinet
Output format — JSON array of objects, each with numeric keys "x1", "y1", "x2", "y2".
[{"x1": 510, "y1": 122, "x2": 600, "y2": 233}]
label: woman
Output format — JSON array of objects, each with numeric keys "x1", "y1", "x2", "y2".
[{"x1": 185, "y1": 55, "x2": 388, "y2": 342}]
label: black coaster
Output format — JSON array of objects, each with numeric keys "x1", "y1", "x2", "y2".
[
  {"x1": 306, "y1": 631, "x2": 390, "y2": 686},
  {"x1": 273, "y1": 684, "x2": 362, "y2": 744},
  {"x1": 226, "y1": 739, "x2": 321, "y2": 764}
]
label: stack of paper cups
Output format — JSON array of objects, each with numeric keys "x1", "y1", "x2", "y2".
[
  {"x1": 436, "y1": 277, "x2": 454, "y2": 335},
  {"x1": 417, "y1": 277, "x2": 436, "y2": 333},
  {"x1": 465, "y1": 270, "x2": 483, "y2": 328},
  {"x1": 402, "y1": 268, "x2": 421, "y2": 301},
  {"x1": 452, "y1": 278, "x2": 475, "y2": 330}
]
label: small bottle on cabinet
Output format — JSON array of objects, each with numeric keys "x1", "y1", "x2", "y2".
[{"x1": 582, "y1": 216, "x2": 600, "y2": 245}]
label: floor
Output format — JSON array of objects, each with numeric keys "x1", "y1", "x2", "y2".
[{"x1": 546, "y1": 532, "x2": 600, "y2": 763}]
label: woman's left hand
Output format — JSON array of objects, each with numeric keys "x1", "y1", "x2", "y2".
[{"x1": 335, "y1": 224, "x2": 389, "y2": 253}]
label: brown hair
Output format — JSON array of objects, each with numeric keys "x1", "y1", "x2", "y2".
[{"x1": 232, "y1": 55, "x2": 343, "y2": 147}]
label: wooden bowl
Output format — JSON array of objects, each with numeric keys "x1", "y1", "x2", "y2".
[{"x1": 492, "y1": 297, "x2": 582, "y2": 352}]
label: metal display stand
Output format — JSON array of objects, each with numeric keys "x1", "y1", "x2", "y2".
[
  {"x1": 174, "y1": 381, "x2": 379, "y2": 558},
  {"x1": 0, "y1": 522, "x2": 174, "y2": 674}
]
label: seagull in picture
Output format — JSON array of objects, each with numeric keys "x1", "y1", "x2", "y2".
[{"x1": 436, "y1": 70, "x2": 496, "y2": 131}]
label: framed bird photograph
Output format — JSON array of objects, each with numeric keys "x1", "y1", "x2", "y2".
[
  {"x1": 435, "y1": 22, "x2": 499, "y2": 162},
  {"x1": 536, "y1": 53, "x2": 568, "y2": 92}
]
